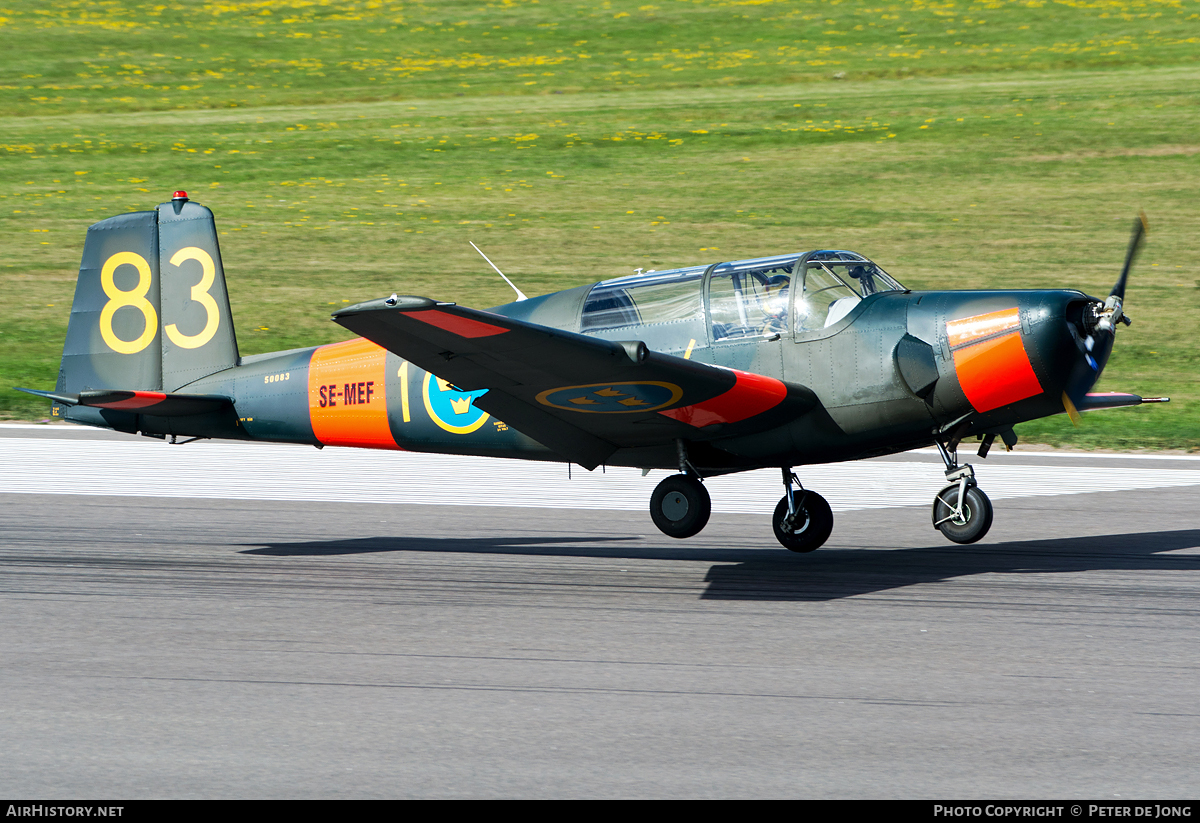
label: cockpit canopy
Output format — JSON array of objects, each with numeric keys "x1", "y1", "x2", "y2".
[{"x1": 581, "y1": 251, "x2": 904, "y2": 339}]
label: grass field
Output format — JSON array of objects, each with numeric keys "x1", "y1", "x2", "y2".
[{"x1": 2, "y1": 0, "x2": 1198, "y2": 449}]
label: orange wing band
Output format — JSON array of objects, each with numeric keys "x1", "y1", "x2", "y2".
[
  {"x1": 308, "y1": 338, "x2": 400, "y2": 449},
  {"x1": 952, "y1": 332, "x2": 1043, "y2": 413}
]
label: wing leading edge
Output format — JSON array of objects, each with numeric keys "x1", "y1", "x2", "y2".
[{"x1": 333, "y1": 296, "x2": 817, "y2": 469}]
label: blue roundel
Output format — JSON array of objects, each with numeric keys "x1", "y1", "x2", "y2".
[
  {"x1": 536, "y1": 381, "x2": 684, "y2": 413},
  {"x1": 423, "y1": 374, "x2": 490, "y2": 434}
]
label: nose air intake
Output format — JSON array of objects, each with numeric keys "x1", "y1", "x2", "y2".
[{"x1": 895, "y1": 334, "x2": 940, "y2": 399}]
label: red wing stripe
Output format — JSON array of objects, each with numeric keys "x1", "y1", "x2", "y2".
[
  {"x1": 658, "y1": 370, "x2": 787, "y2": 428},
  {"x1": 91, "y1": 391, "x2": 168, "y2": 410},
  {"x1": 408, "y1": 309, "x2": 510, "y2": 339}
]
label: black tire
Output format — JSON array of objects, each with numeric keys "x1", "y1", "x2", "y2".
[
  {"x1": 772, "y1": 490, "x2": 833, "y2": 553},
  {"x1": 649, "y1": 474, "x2": 711, "y2": 539},
  {"x1": 932, "y1": 484, "x2": 993, "y2": 544}
]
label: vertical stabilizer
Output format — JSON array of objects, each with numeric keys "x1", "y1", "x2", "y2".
[{"x1": 55, "y1": 194, "x2": 241, "y2": 429}]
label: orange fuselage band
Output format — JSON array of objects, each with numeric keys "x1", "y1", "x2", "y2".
[{"x1": 308, "y1": 337, "x2": 400, "y2": 449}]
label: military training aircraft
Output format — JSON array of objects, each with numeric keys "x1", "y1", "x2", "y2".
[{"x1": 18, "y1": 193, "x2": 1168, "y2": 551}]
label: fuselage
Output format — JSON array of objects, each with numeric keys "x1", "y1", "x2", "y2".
[{"x1": 61, "y1": 261, "x2": 1096, "y2": 473}]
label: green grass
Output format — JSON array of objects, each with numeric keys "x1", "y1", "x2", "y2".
[{"x1": 2, "y1": 0, "x2": 1198, "y2": 449}]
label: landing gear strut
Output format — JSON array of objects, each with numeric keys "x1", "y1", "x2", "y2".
[
  {"x1": 773, "y1": 468, "x2": 833, "y2": 553},
  {"x1": 931, "y1": 440, "x2": 993, "y2": 544}
]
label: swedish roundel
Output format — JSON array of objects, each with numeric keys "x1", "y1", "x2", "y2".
[
  {"x1": 423, "y1": 373, "x2": 490, "y2": 434},
  {"x1": 536, "y1": 381, "x2": 684, "y2": 414}
]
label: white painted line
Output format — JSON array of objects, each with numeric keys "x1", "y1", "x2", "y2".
[
  {"x1": 2, "y1": 437, "x2": 1198, "y2": 514},
  {"x1": 4, "y1": 424, "x2": 1197, "y2": 461}
]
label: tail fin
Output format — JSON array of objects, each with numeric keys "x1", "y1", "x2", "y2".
[{"x1": 58, "y1": 193, "x2": 239, "y2": 406}]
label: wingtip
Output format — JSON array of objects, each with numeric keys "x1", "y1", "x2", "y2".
[{"x1": 332, "y1": 295, "x2": 440, "y2": 318}]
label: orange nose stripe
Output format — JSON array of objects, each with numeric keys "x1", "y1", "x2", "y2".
[{"x1": 952, "y1": 331, "x2": 1043, "y2": 413}]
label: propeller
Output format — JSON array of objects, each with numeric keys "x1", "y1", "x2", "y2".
[
  {"x1": 1063, "y1": 213, "x2": 1148, "y2": 424},
  {"x1": 1095, "y1": 211, "x2": 1148, "y2": 333}
]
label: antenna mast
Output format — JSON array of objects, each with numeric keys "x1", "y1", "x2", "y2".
[{"x1": 470, "y1": 241, "x2": 528, "y2": 302}]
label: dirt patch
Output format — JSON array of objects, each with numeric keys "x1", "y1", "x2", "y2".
[{"x1": 1024, "y1": 145, "x2": 1200, "y2": 162}]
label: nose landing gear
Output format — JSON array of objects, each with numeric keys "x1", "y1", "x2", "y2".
[{"x1": 932, "y1": 440, "x2": 994, "y2": 544}]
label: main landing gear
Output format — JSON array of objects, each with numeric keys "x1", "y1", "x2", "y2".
[
  {"x1": 649, "y1": 473, "x2": 711, "y2": 538},
  {"x1": 648, "y1": 441, "x2": 835, "y2": 552},
  {"x1": 773, "y1": 469, "x2": 833, "y2": 553},
  {"x1": 931, "y1": 440, "x2": 994, "y2": 544},
  {"x1": 649, "y1": 440, "x2": 712, "y2": 538},
  {"x1": 648, "y1": 468, "x2": 834, "y2": 551}
]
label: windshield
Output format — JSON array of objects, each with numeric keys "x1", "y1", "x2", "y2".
[{"x1": 795, "y1": 254, "x2": 903, "y2": 332}]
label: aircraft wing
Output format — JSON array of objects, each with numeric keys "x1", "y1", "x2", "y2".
[{"x1": 333, "y1": 296, "x2": 817, "y2": 469}]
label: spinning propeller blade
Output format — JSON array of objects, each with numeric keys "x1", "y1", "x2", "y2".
[
  {"x1": 1062, "y1": 212, "x2": 1151, "y2": 421},
  {"x1": 1110, "y1": 211, "x2": 1148, "y2": 303}
]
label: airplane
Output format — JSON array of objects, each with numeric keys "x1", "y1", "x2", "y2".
[{"x1": 17, "y1": 192, "x2": 1168, "y2": 552}]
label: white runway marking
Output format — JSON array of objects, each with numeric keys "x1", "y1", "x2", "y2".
[{"x1": 2, "y1": 436, "x2": 1199, "y2": 514}]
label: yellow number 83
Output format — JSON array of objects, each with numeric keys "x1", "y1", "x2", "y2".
[{"x1": 98, "y1": 247, "x2": 220, "y2": 354}]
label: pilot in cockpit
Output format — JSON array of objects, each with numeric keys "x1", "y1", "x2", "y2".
[
  {"x1": 848, "y1": 264, "x2": 879, "y2": 295},
  {"x1": 761, "y1": 274, "x2": 790, "y2": 334}
]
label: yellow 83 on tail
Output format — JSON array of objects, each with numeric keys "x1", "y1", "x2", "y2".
[{"x1": 99, "y1": 252, "x2": 157, "y2": 354}]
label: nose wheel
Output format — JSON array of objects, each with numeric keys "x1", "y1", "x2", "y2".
[
  {"x1": 931, "y1": 439, "x2": 994, "y2": 544},
  {"x1": 650, "y1": 473, "x2": 711, "y2": 538},
  {"x1": 932, "y1": 483, "x2": 993, "y2": 544}
]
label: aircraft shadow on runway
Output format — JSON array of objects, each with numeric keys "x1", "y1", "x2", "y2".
[
  {"x1": 240, "y1": 529, "x2": 1200, "y2": 601},
  {"x1": 701, "y1": 529, "x2": 1200, "y2": 601}
]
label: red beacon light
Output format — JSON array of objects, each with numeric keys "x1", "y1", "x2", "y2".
[
  {"x1": 172, "y1": 190, "x2": 189, "y2": 201},
  {"x1": 170, "y1": 190, "x2": 189, "y2": 214}
]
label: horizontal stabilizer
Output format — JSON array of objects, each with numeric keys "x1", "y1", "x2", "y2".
[
  {"x1": 333, "y1": 296, "x2": 817, "y2": 469},
  {"x1": 16, "y1": 387, "x2": 232, "y2": 417},
  {"x1": 1076, "y1": 392, "x2": 1169, "y2": 412}
]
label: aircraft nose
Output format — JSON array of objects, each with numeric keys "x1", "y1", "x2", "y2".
[
  {"x1": 1056, "y1": 295, "x2": 1114, "y2": 406},
  {"x1": 916, "y1": 292, "x2": 1106, "y2": 422}
]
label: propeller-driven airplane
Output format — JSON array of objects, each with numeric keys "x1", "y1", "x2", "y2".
[{"x1": 19, "y1": 193, "x2": 1167, "y2": 551}]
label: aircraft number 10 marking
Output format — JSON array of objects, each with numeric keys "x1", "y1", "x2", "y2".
[{"x1": 98, "y1": 247, "x2": 220, "y2": 354}]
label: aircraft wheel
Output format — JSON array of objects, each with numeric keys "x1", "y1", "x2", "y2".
[
  {"x1": 932, "y1": 484, "x2": 993, "y2": 544},
  {"x1": 772, "y1": 490, "x2": 833, "y2": 553},
  {"x1": 649, "y1": 474, "x2": 711, "y2": 539}
]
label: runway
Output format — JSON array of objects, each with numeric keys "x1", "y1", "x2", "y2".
[{"x1": 2, "y1": 424, "x2": 1199, "y2": 797}]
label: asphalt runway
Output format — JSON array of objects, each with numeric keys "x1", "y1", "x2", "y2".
[{"x1": 2, "y1": 425, "x2": 1199, "y2": 798}]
